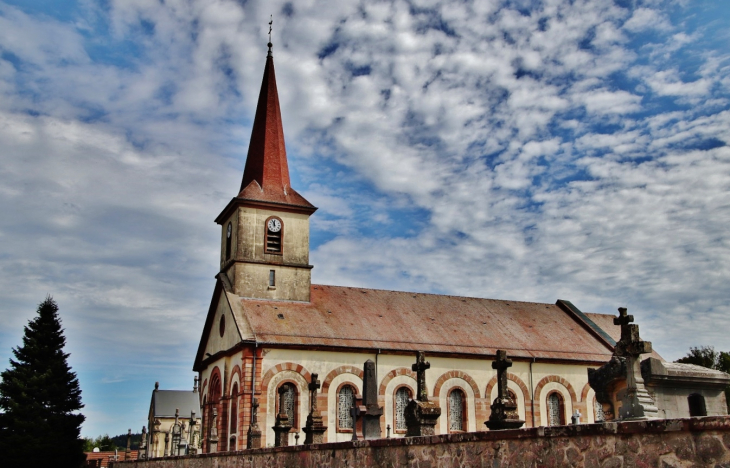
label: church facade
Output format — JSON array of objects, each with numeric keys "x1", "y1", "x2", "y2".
[{"x1": 191, "y1": 43, "x2": 723, "y2": 452}]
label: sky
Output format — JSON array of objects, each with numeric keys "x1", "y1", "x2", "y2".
[{"x1": 0, "y1": 0, "x2": 729, "y2": 438}]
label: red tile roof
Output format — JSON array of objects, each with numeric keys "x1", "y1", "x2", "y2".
[
  {"x1": 237, "y1": 49, "x2": 313, "y2": 209},
  {"x1": 230, "y1": 285, "x2": 616, "y2": 363}
]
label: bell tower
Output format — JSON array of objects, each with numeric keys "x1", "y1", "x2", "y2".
[{"x1": 215, "y1": 41, "x2": 316, "y2": 302}]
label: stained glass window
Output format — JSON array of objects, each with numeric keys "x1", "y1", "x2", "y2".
[
  {"x1": 395, "y1": 387, "x2": 412, "y2": 431},
  {"x1": 448, "y1": 389, "x2": 465, "y2": 432},
  {"x1": 279, "y1": 383, "x2": 296, "y2": 424},
  {"x1": 338, "y1": 385, "x2": 355, "y2": 430},
  {"x1": 547, "y1": 392, "x2": 563, "y2": 426},
  {"x1": 594, "y1": 399, "x2": 605, "y2": 422}
]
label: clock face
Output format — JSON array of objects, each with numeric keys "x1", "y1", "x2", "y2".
[{"x1": 267, "y1": 218, "x2": 282, "y2": 233}]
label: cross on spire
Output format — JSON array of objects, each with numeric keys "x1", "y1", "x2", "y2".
[
  {"x1": 412, "y1": 351, "x2": 431, "y2": 402},
  {"x1": 267, "y1": 16, "x2": 273, "y2": 57}
]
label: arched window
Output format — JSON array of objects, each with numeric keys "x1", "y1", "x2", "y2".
[
  {"x1": 547, "y1": 392, "x2": 565, "y2": 426},
  {"x1": 207, "y1": 374, "x2": 222, "y2": 453},
  {"x1": 448, "y1": 388, "x2": 466, "y2": 432},
  {"x1": 688, "y1": 393, "x2": 707, "y2": 417},
  {"x1": 337, "y1": 384, "x2": 356, "y2": 431},
  {"x1": 230, "y1": 383, "x2": 238, "y2": 441},
  {"x1": 394, "y1": 386, "x2": 412, "y2": 433},
  {"x1": 265, "y1": 217, "x2": 283, "y2": 254},
  {"x1": 225, "y1": 222, "x2": 232, "y2": 260},
  {"x1": 594, "y1": 399, "x2": 605, "y2": 422},
  {"x1": 277, "y1": 382, "x2": 297, "y2": 427}
]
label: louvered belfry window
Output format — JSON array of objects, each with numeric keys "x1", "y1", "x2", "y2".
[
  {"x1": 448, "y1": 389, "x2": 465, "y2": 432},
  {"x1": 395, "y1": 387, "x2": 411, "y2": 431},
  {"x1": 548, "y1": 392, "x2": 563, "y2": 426},
  {"x1": 338, "y1": 385, "x2": 355, "y2": 430}
]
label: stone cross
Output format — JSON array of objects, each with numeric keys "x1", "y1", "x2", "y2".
[
  {"x1": 246, "y1": 398, "x2": 262, "y2": 449},
  {"x1": 611, "y1": 307, "x2": 658, "y2": 419},
  {"x1": 412, "y1": 351, "x2": 431, "y2": 402},
  {"x1": 485, "y1": 350, "x2": 524, "y2": 430},
  {"x1": 492, "y1": 350, "x2": 513, "y2": 400},
  {"x1": 138, "y1": 426, "x2": 147, "y2": 460},
  {"x1": 308, "y1": 373, "x2": 321, "y2": 414}
]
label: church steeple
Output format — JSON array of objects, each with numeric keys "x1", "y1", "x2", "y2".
[
  {"x1": 214, "y1": 40, "x2": 316, "y2": 303},
  {"x1": 237, "y1": 40, "x2": 313, "y2": 209}
]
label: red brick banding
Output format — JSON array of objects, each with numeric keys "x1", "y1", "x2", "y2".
[
  {"x1": 433, "y1": 370, "x2": 481, "y2": 399},
  {"x1": 378, "y1": 368, "x2": 417, "y2": 396},
  {"x1": 321, "y1": 366, "x2": 365, "y2": 392},
  {"x1": 484, "y1": 372, "x2": 530, "y2": 403}
]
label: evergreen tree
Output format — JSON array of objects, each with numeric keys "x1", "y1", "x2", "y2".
[{"x1": 0, "y1": 296, "x2": 85, "y2": 468}]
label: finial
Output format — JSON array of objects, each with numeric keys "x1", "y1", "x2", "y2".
[
  {"x1": 154, "y1": 381, "x2": 159, "y2": 391},
  {"x1": 267, "y1": 15, "x2": 273, "y2": 57}
]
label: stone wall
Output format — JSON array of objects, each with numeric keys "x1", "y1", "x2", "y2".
[{"x1": 112, "y1": 416, "x2": 730, "y2": 468}]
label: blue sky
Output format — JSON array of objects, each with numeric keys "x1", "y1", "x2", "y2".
[{"x1": 0, "y1": 0, "x2": 729, "y2": 437}]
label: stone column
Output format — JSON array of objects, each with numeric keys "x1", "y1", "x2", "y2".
[{"x1": 405, "y1": 351, "x2": 441, "y2": 436}]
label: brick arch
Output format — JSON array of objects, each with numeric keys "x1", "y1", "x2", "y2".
[
  {"x1": 227, "y1": 364, "x2": 242, "y2": 395},
  {"x1": 533, "y1": 375, "x2": 578, "y2": 403},
  {"x1": 485, "y1": 372, "x2": 530, "y2": 402},
  {"x1": 433, "y1": 370, "x2": 481, "y2": 399},
  {"x1": 379, "y1": 368, "x2": 417, "y2": 396},
  {"x1": 208, "y1": 367, "x2": 223, "y2": 402},
  {"x1": 260, "y1": 362, "x2": 312, "y2": 392},
  {"x1": 321, "y1": 366, "x2": 364, "y2": 393},
  {"x1": 580, "y1": 382, "x2": 593, "y2": 403}
]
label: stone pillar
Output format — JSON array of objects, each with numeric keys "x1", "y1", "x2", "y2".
[
  {"x1": 208, "y1": 406, "x2": 219, "y2": 452},
  {"x1": 362, "y1": 360, "x2": 383, "y2": 439},
  {"x1": 485, "y1": 350, "x2": 525, "y2": 430},
  {"x1": 246, "y1": 398, "x2": 262, "y2": 449},
  {"x1": 138, "y1": 426, "x2": 147, "y2": 460},
  {"x1": 273, "y1": 386, "x2": 293, "y2": 447},
  {"x1": 303, "y1": 373, "x2": 327, "y2": 445},
  {"x1": 405, "y1": 351, "x2": 441, "y2": 437}
]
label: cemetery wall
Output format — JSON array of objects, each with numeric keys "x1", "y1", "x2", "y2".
[{"x1": 111, "y1": 415, "x2": 730, "y2": 468}]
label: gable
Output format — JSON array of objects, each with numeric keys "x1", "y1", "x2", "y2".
[{"x1": 193, "y1": 277, "x2": 254, "y2": 371}]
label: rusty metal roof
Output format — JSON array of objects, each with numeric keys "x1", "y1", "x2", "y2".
[
  {"x1": 236, "y1": 50, "x2": 313, "y2": 209},
  {"x1": 233, "y1": 285, "x2": 617, "y2": 363}
]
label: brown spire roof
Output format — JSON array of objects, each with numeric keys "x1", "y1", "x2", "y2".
[{"x1": 237, "y1": 46, "x2": 313, "y2": 208}]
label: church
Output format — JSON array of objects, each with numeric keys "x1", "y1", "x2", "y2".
[{"x1": 190, "y1": 42, "x2": 728, "y2": 453}]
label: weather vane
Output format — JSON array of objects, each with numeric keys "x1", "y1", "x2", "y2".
[{"x1": 268, "y1": 15, "x2": 273, "y2": 43}]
